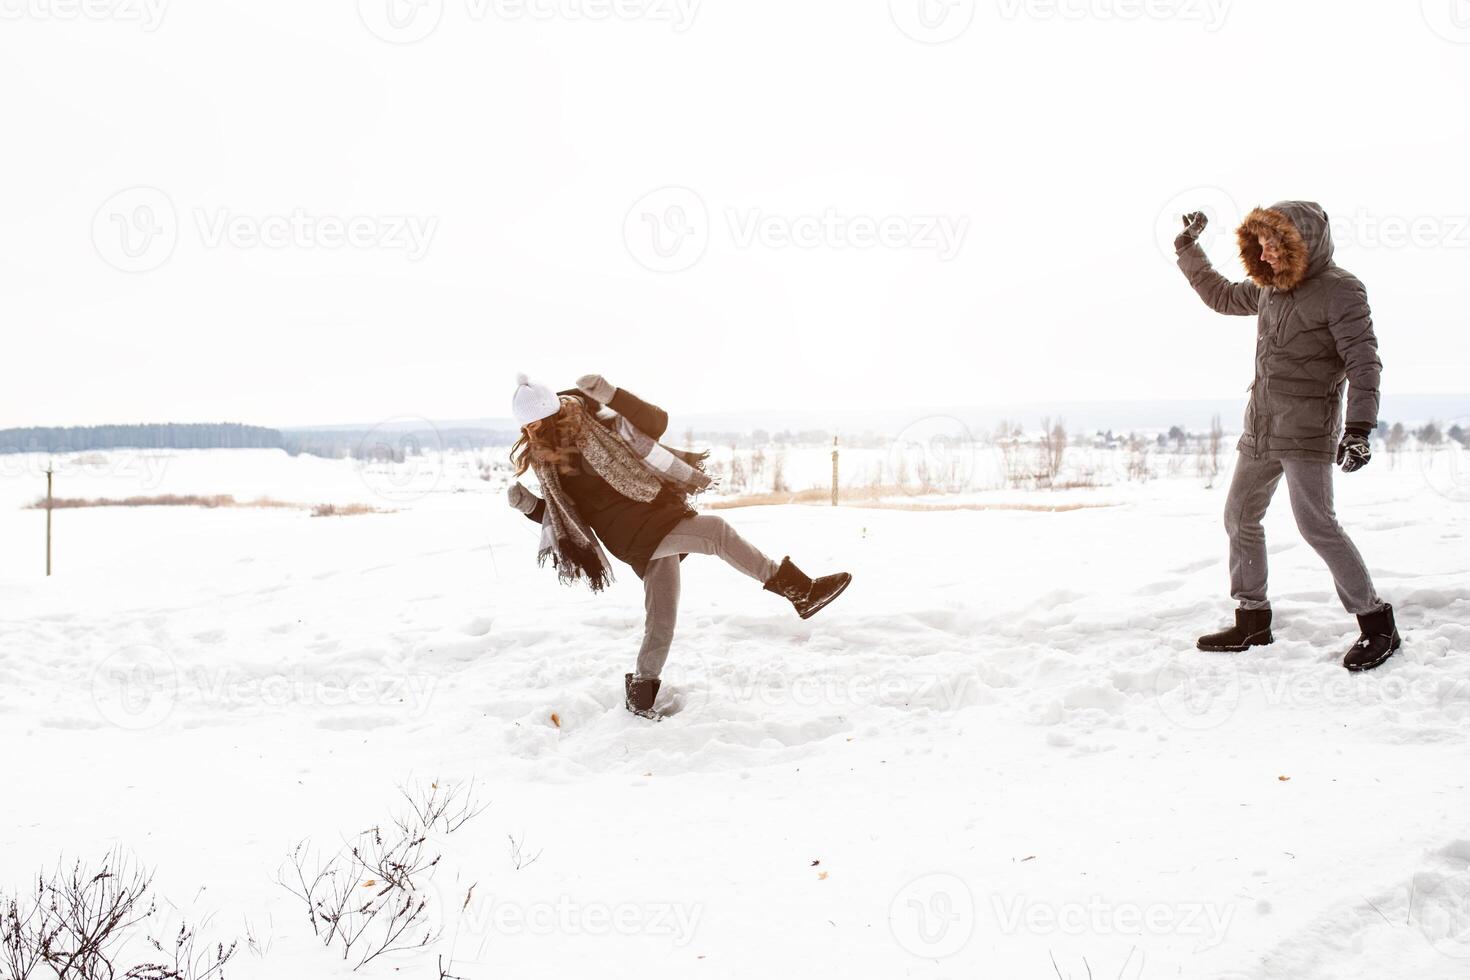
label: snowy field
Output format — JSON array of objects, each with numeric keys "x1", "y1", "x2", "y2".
[{"x1": 2, "y1": 446, "x2": 1469, "y2": 979}]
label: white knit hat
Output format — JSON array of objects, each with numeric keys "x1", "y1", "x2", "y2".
[{"x1": 511, "y1": 373, "x2": 561, "y2": 427}]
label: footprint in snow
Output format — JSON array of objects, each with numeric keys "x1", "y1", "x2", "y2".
[
  {"x1": 1169, "y1": 557, "x2": 1217, "y2": 575},
  {"x1": 314, "y1": 714, "x2": 397, "y2": 731},
  {"x1": 461, "y1": 616, "x2": 494, "y2": 637}
]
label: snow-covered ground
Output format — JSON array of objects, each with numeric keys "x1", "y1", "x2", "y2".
[{"x1": 2, "y1": 446, "x2": 1469, "y2": 979}]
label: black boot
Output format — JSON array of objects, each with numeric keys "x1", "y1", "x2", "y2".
[
  {"x1": 1196, "y1": 608, "x2": 1274, "y2": 653},
  {"x1": 762, "y1": 556, "x2": 852, "y2": 620},
  {"x1": 624, "y1": 672, "x2": 662, "y2": 720},
  {"x1": 1343, "y1": 604, "x2": 1401, "y2": 672}
]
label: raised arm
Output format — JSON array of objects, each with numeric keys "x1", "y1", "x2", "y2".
[
  {"x1": 1173, "y1": 212, "x2": 1261, "y2": 316},
  {"x1": 1327, "y1": 278, "x2": 1382, "y2": 434},
  {"x1": 574, "y1": 374, "x2": 669, "y2": 439}
]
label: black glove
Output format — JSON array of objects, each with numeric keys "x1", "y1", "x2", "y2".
[
  {"x1": 1336, "y1": 428, "x2": 1372, "y2": 473},
  {"x1": 1174, "y1": 211, "x2": 1208, "y2": 252}
]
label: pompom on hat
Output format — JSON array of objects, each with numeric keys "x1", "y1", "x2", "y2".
[{"x1": 512, "y1": 372, "x2": 561, "y2": 427}]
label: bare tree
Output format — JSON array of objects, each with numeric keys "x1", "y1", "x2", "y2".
[
  {"x1": 507, "y1": 834, "x2": 542, "y2": 872},
  {"x1": 278, "y1": 781, "x2": 484, "y2": 971},
  {"x1": 134, "y1": 923, "x2": 238, "y2": 980},
  {"x1": 1, "y1": 851, "x2": 237, "y2": 980},
  {"x1": 398, "y1": 779, "x2": 488, "y2": 836},
  {"x1": 1206, "y1": 414, "x2": 1224, "y2": 487},
  {"x1": 750, "y1": 447, "x2": 766, "y2": 486},
  {"x1": 1125, "y1": 433, "x2": 1151, "y2": 482},
  {"x1": 771, "y1": 451, "x2": 788, "y2": 493},
  {"x1": 728, "y1": 444, "x2": 746, "y2": 492},
  {"x1": 994, "y1": 420, "x2": 1028, "y2": 489},
  {"x1": 1038, "y1": 418, "x2": 1067, "y2": 488},
  {"x1": 1386, "y1": 422, "x2": 1408, "y2": 465}
]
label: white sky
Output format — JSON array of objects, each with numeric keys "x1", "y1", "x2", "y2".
[{"x1": 2, "y1": 0, "x2": 1468, "y2": 429}]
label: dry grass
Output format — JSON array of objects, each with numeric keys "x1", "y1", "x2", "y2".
[
  {"x1": 310, "y1": 502, "x2": 383, "y2": 517},
  {"x1": 705, "y1": 487, "x2": 836, "y2": 509},
  {"x1": 30, "y1": 493, "x2": 297, "y2": 510},
  {"x1": 708, "y1": 484, "x2": 1114, "y2": 514},
  {"x1": 843, "y1": 500, "x2": 1114, "y2": 513},
  {"x1": 28, "y1": 494, "x2": 387, "y2": 516}
]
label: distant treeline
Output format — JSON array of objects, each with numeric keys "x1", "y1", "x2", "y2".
[
  {"x1": 284, "y1": 427, "x2": 519, "y2": 461},
  {"x1": 0, "y1": 422, "x2": 519, "y2": 461},
  {"x1": 5, "y1": 419, "x2": 1464, "y2": 460},
  {"x1": 0, "y1": 423, "x2": 285, "y2": 454}
]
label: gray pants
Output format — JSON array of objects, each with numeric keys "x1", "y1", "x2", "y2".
[
  {"x1": 634, "y1": 515, "x2": 780, "y2": 680},
  {"x1": 1224, "y1": 452, "x2": 1384, "y2": 616}
]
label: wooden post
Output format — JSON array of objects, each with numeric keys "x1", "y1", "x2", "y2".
[
  {"x1": 45, "y1": 466, "x2": 53, "y2": 576},
  {"x1": 830, "y1": 436, "x2": 839, "y2": 507}
]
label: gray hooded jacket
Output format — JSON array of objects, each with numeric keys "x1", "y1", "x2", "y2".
[{"x1": 1176, "y1": 200, "x2": 1382, "y2": 462}]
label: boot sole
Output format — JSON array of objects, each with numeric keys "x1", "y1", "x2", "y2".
[
  {"x1": 1344, "y1": 638, "x2": 1401, "y2": 673},
  {"x1": 1197, "y1": 630, "x2": 1274, "y2": 653},
  {"x1": 799, "y1": 573, "x2": 852, "y2": 620}
]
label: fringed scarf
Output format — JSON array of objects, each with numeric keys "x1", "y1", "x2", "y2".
[{"x1": 530, "y1": 396, "x2": 712, "y2": 592}]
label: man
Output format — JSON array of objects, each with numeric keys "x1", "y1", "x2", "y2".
[{"x1": 1173, "y1": 201, "x2": 1400, "y2": 671}]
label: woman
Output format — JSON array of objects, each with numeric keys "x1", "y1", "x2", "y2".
[{"x1": 506, "y1": 373, "x2": 852, "y2": 719}]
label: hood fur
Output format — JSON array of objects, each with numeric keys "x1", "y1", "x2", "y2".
[{"x1": 1236, "y1": 201, "x2": 1333, "y2": 291}]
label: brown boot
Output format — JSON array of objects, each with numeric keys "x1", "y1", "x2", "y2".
[
  {"x1": 1343, "y1": 605, "x2": 1401, "y2": 672},
  {"x1": 624, "y1": 673, "x2": 662, "y2": 720},
  {"x1": 762, "y1": 556, "x2": 852, "y2": 620},
  {"x1": 1196, "y1": 608, "x2": 1274, "y2": 653}
]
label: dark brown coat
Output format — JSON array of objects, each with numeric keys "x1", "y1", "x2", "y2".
[{"x1": 522, "y1": 387, "x2": 694, "y2": 579}]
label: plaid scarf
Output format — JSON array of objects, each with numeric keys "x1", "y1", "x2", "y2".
[{"x1": 531, "y1": 397, "x2": 712, "y2": 591}]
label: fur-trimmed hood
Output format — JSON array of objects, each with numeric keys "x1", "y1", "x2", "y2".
[{"x1": 1236, "y1": 200, "x2": 1334, "y2": 292}]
